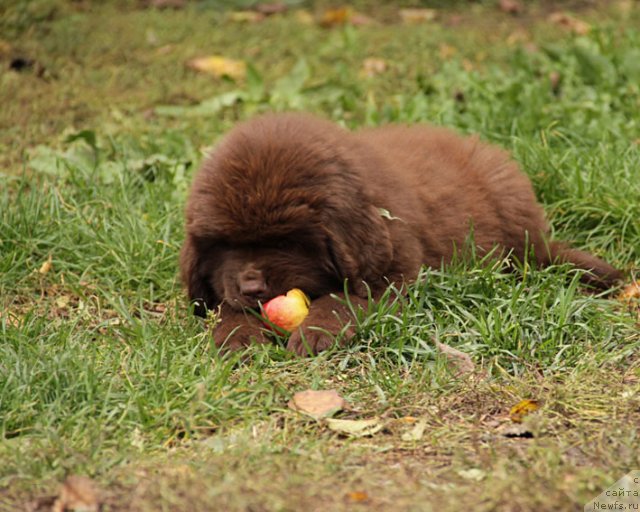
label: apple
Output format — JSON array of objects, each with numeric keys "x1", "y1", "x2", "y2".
[{"x1": 262, "y1": 289, "x2": 310, "y2": 333}]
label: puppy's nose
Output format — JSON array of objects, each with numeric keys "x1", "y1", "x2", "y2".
[{"x1": 238, "y1": 269, "x2": 267, "y2": 297}]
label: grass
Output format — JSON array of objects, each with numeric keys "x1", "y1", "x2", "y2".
[{"x1": 1, "y1": 1, "x2": 639, "y2": 510}]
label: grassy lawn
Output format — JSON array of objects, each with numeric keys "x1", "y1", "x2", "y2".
[{"x1": 1, "y1": 1, "x2": 639, "y2": 510}]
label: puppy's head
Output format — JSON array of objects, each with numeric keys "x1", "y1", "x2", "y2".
[{"x1": 181, "y1": 113, "x2": 393, "y2": 315}]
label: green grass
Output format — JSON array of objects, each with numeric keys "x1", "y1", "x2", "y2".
[{"x1": 1, "y1": 1, "x2": 640, "y2": 510}]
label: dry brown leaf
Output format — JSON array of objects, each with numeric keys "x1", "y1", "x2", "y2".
[
  {"x1": 38, "y1": 254, "x2": 53, "y2": 275},
  {"x1": 320, "y1": 7, "x2": 352, "y2": 27},
  {"x1": 361, "y1": 58, "x2": 386, "y2": 78},
  {"x1": 435, "y1": 341, "x2": 475, "y2": 377},
  {"x1": 288, "y1": 389, "x2": 346, "y2": 420},
  {"x1": 52, "y1": 475, "x2": 100, "y2": 512},
  {"x1": 399, "y1": 8, "x2": 437, "y2": 24},
  {"x1": 509, "y1": 399, "x2": 540, "y2": 423},
  {"x1": 499, "y1": 0, "x2": 523, "y2": 15},
  {"x1": 186, "y1": 56, "x2": 246, "y2": 81},
  {"x1": 548, "y1": 12, "x2": 591, "y2": 35}
]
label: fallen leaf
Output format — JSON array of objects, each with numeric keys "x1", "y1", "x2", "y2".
[
  {"x1": 435, "y1": 341, "x2": 475, "y2": 377},
  {"x1": 458, "y1": 468, "x2": 487, "y2": 481},
  {"x1": 186, "y1": 56, "x2": 246, "y2": 81},
  {"x1": 320, "y1": 7, "x2": 352, "y2": 27},
  {"x1": 326, "y1": 418, "x2": 383, "y2": 437},
  {"x1": 346, "y1": 491, "x2": 370, "y2": 503},
  {"x1": 499, "y1": 0, "x2": 523, "y2": 15},
  {"x1": 401, "y1": 418, "x2": 427, "y2": 441},
  {"x1": 619, "y1": 281, "x2": 640, "y2": 301},
  {"x1": 38, "y1": 255, "x2": 53, "y2": 275},
  {"x1": 548, "y1": 12, "x2": 591, "y2": 35},
  {"x1": 288, "y1": 389, "x2": 346, "y2": 420},
  {"x1": 509, "y1": 399, "x2": 540, "y2": 423},
  {"x1": 52, "y1": 475, "x2": 100, "y2": 512},
  {"x1": 399, "y1": 8, "x2": 437, "y2": 24},
  {"x1": 361, "y1": 58, "x2": 386, "y2": 78}
]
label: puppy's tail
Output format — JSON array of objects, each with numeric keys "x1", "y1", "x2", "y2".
[{"x1": 547, "y1": 240, "x2": 623, "y2": 290}]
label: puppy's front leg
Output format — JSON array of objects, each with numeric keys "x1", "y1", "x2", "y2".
[
  {"x1": 287, "y1": 293, "x2": 367, "y2": 356},
  {"x1": 211, "y1": 303, "x2": 268, "y2": 352}
]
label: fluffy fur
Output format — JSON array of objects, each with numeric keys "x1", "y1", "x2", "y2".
[{"x1": 180, "y1": 113, "x2": 621, "y2": 355}]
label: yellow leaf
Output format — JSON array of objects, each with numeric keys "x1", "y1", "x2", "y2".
[
  {"x1": 38, "y1": 255, "x2": 53, "y2": 275},
  {"x1": 325, "y1": 418, "x2": 383, "y2": 437},
  {"x1": 509, "y1": 399, "x2": 540, "y2": 423},
  {"x1": 187, "y1": 56, "x2": 246, "y2": 81},
  {"x1": 346, "y1": 491, "x2": 369, "y2": 503}
]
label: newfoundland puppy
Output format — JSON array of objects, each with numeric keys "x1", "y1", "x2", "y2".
[{"x1": 180, "y1": 113, "x2": 621, "y2": 355}]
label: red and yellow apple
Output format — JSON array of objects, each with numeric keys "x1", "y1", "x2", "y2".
[{"x1": 262, "y1": 289, "x2": 310, "y2": 332}]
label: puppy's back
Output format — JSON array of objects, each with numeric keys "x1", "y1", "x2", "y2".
[{"x1": 354, "y1": 124, "x2": 549, "y2": 263}]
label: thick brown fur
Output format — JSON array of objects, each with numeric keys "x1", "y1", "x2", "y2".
[{"x1": 180, "y1": 113, "x2": 622, "y2": 355}]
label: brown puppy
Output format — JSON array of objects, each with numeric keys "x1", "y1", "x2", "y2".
[{"x1": 180, "y1": 113, "x2": 621, "y2": 355}]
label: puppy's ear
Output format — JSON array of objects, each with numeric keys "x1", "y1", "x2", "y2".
[
  {"x1": 323, "y1": 204, "x2": 393, "y2": 297},
  {"x1": 179, "y1": 236, "x2": 219, "y2": 317}
]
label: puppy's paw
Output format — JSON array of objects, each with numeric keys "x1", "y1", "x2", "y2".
[{"x1": 286, "y1": 326, "x2": 337, "y2": 356}]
